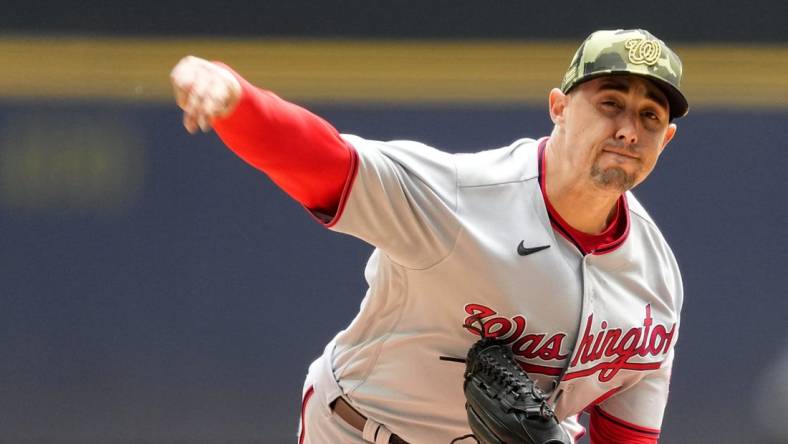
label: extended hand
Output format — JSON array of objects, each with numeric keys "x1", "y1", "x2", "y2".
[{"x1": 170, "y1": 55, "x2": 241, "y2": 134}]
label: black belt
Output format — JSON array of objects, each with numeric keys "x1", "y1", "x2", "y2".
[{"x1": 331, "y1": 397, "x2": 409, "y2": 444}]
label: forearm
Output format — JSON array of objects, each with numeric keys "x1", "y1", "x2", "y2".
[{"x1": 212, "y1": 66, "x2": 353, "y2": 215}]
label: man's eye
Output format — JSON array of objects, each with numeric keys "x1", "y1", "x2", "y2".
[
  {"x1": 643, "y1": 111, "x2": 659, "y2": 120},
  {"x1": 602, "y1": 101, "x2": 620, "y2": 108}
]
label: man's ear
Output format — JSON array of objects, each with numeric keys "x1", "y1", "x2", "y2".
[
  {"x1": 660, "y1": 123, "x2": 677, "y2": 153},
  {"x1": 548, "y1": 88, "x2": 568, "y2": 125}
]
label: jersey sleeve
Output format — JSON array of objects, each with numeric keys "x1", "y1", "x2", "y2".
[
  {"x1": 328, "y1": 135, "x2": 461, "y2": 269},
  {"x1": 588, "y1": 349, "x2": 676, "y2": 443},
  {"x1": 212, "y1": 63, "x2": 354, "y2": 216}
]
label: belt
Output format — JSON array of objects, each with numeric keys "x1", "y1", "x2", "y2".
[{"x1": 331, "y1": 397, "x2": 409, "y2": 444}]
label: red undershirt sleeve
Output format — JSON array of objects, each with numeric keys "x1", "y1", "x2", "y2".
[
  {"x1": 211, "y1": 63, "x2": 354, "y2": 216},
  {"x1": 588, "y1": 406, "x2": 659, "y2": 444}
]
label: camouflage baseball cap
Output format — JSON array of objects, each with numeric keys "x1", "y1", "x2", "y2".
[{"x1": 561, "y1": 29, "x2": 689, "y2": 119}]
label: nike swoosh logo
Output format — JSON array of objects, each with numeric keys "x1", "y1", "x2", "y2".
[{"x1": 517, "y1": 241, "x2": 550, "y2": 256}]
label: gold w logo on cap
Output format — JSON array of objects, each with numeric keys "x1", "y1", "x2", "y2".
[{"x1": 625, "y1": 38, "x2": 661, "y2": 66}]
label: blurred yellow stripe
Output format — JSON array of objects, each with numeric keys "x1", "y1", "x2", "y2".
[{"x1": 1, "y1": 36, "x2": 787, "y2": 108}]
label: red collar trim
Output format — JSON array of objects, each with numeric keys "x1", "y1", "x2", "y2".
[{"x1": 537, "y1": 139, "x2": 630, "y2": 256}]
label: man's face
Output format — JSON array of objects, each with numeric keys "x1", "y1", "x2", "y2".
[{"x1": 552, "y1": 75, "x2": 677, "y2": 193}]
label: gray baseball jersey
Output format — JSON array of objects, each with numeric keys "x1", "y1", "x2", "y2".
[{"x1": 301, "y1": 135, "x2": 682, "y2": 443}]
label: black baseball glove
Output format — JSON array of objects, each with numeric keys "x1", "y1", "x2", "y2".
[{"x1": 456, "y1": 327, "x2": 571, "y2": 444}]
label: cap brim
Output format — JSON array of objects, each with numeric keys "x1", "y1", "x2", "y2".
[{"x1": 650, "y1": 78, "x2": 689, "y2": 120}]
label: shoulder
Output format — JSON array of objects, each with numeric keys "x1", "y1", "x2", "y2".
[
  {"x1": 338, "y1": 134, "x2": 461, "y2": 213},
  {"x1": 625, "y1": 192, "x2": 684, "y2": 309},
  {"x1": 625, "y1": 193, "x2": 674, "y2": 252},
  {"x1": 342, "y1": 133, "x2": 457, "y2": 181},
  {"x1": 625, "y1": 193, "x2": 656, "y2": 225},
  {"x1": 339, "y1": 135, "x2": 544, "y2": 193},
  {"x1": 455, "y1": 137, "x2": 542, "y2": 188},
  {"x1": 341, "y1": 134, "x2": 455, "y2": 166}
]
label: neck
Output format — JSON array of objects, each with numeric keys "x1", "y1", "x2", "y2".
[{"x1": 544, "y1": 139, "x2": 621, "y2": 234}]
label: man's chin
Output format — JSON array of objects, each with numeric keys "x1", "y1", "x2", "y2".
[{"x1": 591, "y1": 166, "x2": 636, "y2": 193}]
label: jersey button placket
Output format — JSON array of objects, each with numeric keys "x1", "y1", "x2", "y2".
[
  {"x1": 582, "y1": 256, "x2": 596, "y2": 311},
  {"x1": 549, "y1": 256, "x2": 593, "y2": 413}
]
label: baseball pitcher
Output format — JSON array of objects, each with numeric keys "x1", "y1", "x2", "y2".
[{"x1": 171, "y1": 29, "x2": 687, "y2": 443}]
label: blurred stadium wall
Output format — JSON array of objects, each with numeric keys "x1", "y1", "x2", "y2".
[{"x1": 1, "y1": 2, "x2": 787, "y2": 443}]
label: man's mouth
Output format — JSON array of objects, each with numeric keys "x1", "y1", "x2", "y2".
[{"x1": 602, "y1": 147, "x2": 639, "y2": 160}]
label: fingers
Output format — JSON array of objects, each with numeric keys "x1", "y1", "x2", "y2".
[
  {"x1": 183, "y1": 112, "x2": 199, "y2": 134},
  {"x1": 170, "y1": 55, "x2": 241, "y2": 134},
  {"x1": 171, "y1": 55, "x2": 199, "y2": 109},
  {"x1": 187, "y1": 73, "x2": 214, "y2": 132}
]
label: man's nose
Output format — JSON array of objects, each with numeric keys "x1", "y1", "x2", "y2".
[{"x1": 615, "y1": 113, "x2": 639, "y2": 146}]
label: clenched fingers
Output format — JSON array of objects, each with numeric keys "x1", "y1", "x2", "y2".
[{"x1": 170, "y1": 55, "x2": 241, "y2": 134}]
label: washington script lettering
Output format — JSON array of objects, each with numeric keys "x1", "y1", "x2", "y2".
[{"x1": 464, "y1": 303, "x2": 676, "y2": 382}]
